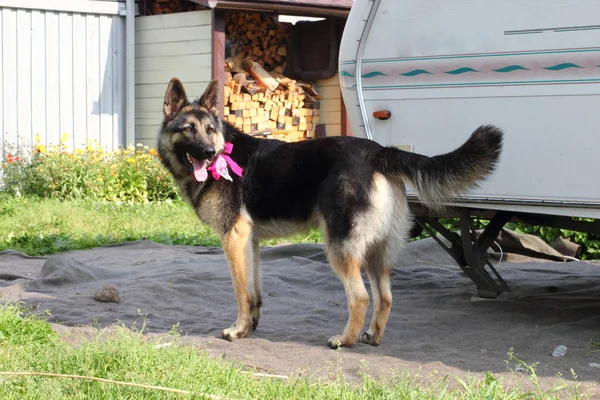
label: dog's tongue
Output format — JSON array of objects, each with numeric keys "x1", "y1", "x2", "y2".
[{"x1": 190, "y1": 156, "x2": 208, "y2": 182}]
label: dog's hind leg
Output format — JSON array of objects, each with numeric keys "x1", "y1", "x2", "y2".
[
  {"x1": 251, "y1": 237, "x2": 262, "y2": 331},
  {"x1": 360, "y1": 245, "x2": 392, "y2": 346},
  {"x1": 360, "y1": 178, "x2": 412, "y2": 346},
  {"x1": 221, "y1": 215, "x2": 256, "y2": 341},
  {"x1": 326, "y1": 252, "x2": 370, "y2": 349}
]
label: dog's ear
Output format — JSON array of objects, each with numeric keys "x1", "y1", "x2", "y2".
[
  {"x1": 163, "y1": 78, "x2": 189, "y2": 119},
  {"x1": 199, "y1": 80, "x2": 220, "y2": 115}
]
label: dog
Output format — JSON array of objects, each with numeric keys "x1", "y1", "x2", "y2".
[{"x1": 157, "y1": 78, "x2": 503, "y2": 349}]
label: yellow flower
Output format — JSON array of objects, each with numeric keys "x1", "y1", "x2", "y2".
[
  {"x1": 36, "y1": 144, "x2": 47, "y2": 154},
  {"x1": 149, "y1": 148, "x2": 157, "y2": 156},
  {"x1": 127, "y1": 158, "x2": 135, "y2": 164},
  {"x1": 76, "y1": 148, "x2": 83, "y2": 155},
  {"x1": 60, "y1": 133, "x2": 68, "y2": 145},
  {"x1": 97, "y1": 177, "x2": 103, "y2": 182},
  {"x1": 34, "y1": 133, "x2": 41, "y2": 143}
]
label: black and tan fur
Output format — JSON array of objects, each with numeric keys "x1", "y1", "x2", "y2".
[{"x1": 157, "y1": 78, "x2": 503, "y2": 348}]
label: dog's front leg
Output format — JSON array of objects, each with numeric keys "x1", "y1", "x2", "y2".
[{"x1": 221, "y1": 216, "x2": 255, "y2": 341}]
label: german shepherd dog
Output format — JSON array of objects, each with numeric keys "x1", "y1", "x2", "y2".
[{"x1": 157, "y1": 78, "x2": 503, "y2": 349}]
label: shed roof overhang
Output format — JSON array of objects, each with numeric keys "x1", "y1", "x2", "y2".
[{"x1": 191, "y1": 0, "x2": 350, "y2": 18}]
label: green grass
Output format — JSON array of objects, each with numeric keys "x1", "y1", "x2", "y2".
[
  {"x1": 0, "y1": 197, "x2": 591, "y2": 398},
  {"x1": 0, "y1": 195, "x2": 324, "y2": 256},
  {"x1": 0, "y1": 303, "x2": 58, "y2": 345},
  {"x1": 0, "y1": 303, "x2": 585, "y2": 399}
]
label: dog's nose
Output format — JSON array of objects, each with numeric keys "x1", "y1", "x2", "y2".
[{"x1": 204, "y1": 147, "x2": 215, "y2": 158}]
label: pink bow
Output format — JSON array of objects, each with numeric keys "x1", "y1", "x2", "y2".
[{"x1": 207, "y1": 142, "x2": 243, "y2": 181}]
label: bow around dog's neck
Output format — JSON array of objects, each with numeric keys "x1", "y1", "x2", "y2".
[{"x1": 206, "y1": 142, "x2": 243, "y2": 182}]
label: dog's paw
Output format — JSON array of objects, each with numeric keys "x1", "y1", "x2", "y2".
[
  {"x1": 359, "y1": 331, "x2": 381, "y2": 346},
  {"x1": 327, "y1": 335, "x2": 354, "y2": 349},
  {"x1": 221, "y1": 325, "x2": 250, "y2": 341}
]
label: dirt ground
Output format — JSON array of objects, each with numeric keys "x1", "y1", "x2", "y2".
[{"x1": 2, "y1": 237, "x2": 600, "y2": 397}]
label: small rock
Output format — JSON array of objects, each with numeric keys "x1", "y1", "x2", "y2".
[
  {"x1": 94, "y1": 284, "x2": 120, "y2": 303},
  {"x1": 589, "y1": 363, "x2": 600, "y2": 368},
  {"x1": 515, "y1": 366, "x2": 526, "y2": 372},
  {"x1": 552, "y1": 345, "x2": 567, "y2": 357}
]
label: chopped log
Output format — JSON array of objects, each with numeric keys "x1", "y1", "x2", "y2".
[{"x1": 242, "y1": 59, "x2": 279, "y2": 91}]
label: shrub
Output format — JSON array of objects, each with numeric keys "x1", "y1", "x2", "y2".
[{"x1": 1, "y1": 134, "x2": 180, "y2": 203}]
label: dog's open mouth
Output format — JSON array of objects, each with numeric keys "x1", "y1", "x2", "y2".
[{"x1": 184, "y1": 152, "x2": 209, "y2": 182}]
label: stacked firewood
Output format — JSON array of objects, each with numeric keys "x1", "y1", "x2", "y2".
[
  {"x1": 225, "y1": 12, "x2": 289, "y2": 74},
  {"x1": 223, "y1": 60, "x2": 320, "y2": 142}
]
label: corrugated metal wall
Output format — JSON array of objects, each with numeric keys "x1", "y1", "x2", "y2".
[{"x1": 0, "y1": 4, "x2": 126, "y2": 152}]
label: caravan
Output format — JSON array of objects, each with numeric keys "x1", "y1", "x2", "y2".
[{"x1": 339, "y1": 0, "x2": 600, "y2": 298}]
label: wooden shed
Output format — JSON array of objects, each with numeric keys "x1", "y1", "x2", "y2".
[{"x1": 134, "y1": 0, "x2": 352, "y2": 147}]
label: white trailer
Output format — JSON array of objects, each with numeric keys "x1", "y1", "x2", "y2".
[{"x1": 338, "y1": 0, "x2": 600, "y2": 298}]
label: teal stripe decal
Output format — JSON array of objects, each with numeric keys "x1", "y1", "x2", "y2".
[
  {"x1": 445, "y1": 67, "x2": 479, "y2": 75},
  {"x1": 362, "y1": 78, "x2": 600, "y2": 89},
  {"x1": 400, "y1": 69, "x2": 432, "y2": 76},
  {"x1": 362, "y1": 71, "x2": 388, "y2": 78},
  {"x1": 493, "y1": 65, "x2": 529, "y2": 72},
  {"x1": 353, "y1": 63, "x2": 586, "y2": 79},
  {"x1": 543, "y1": 63, "x2": 582, "y2": 70}
]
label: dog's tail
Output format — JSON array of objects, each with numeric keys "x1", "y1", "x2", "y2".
[{"x1": 374, "y1": 124, "x2": 503, "y2": 211}]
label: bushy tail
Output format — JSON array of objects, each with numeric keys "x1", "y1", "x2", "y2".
[{"x1": 374, "y1": 124, "x2": 503, "y2": 211}]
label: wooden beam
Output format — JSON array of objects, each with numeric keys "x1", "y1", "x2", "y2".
[{"x1": 212, "y1": 8, "x2": 226, "y2": 118}]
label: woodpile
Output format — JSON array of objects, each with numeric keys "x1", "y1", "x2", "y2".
[
  {"x1": 224, "y1": 11, "x2": 322, "y2": 141},
  {"x1": 223, "y1": 60, "x2": 321, "y2": 142},
  {"x1": 225, "y1": 12, "x2": 289, "y2": 75}
]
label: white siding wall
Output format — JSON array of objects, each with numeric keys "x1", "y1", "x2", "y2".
[
  {"x1": 315, "y1": 72, "x2": 342, "y2": 136},
  {"x1": 135, "y1": 10, "x2": 213, "y2": 148},
  {"x1": 0, "y1": 2, "x2": 126, "y2": 152}
]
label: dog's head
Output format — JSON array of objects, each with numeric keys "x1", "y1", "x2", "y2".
[{"x1": 158, "y1": 78, "x2": 225, "y2": 181}]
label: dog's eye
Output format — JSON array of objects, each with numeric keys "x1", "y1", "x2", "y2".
[
  {"x1": 206, "y1": 126, "x2": 214, "y2": 135},
  {"x1": 183, "y1": 126, "x2": 193, "y2": 133}
]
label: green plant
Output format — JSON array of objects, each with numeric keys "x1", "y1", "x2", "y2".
[
  {"x1": 2, "y1": 134, "x2": 179, "y2": 203},
  {"x1": 0, "y1": 302, "x2": 58, "y2": 346}
]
